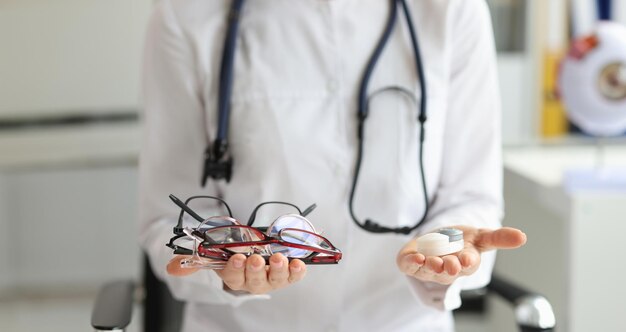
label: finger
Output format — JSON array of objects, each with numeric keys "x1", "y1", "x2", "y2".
[
  {"x1": 397, "y1": 238, "x2": 418, "y2": 257},
  {"x1": 458, "y1": 250, "x2": 479, "y2": 269},
  {"x1": 425, "y1": 256, "x2": 444, "y2": 274},
  {"x1": 216, "y1": 254, "x2": 247, "y2": 290},
  {"x1": 398, "y1": 253, "x2": 425, "y2": 275},
  {"x1": 475, "y1": 227, "x2": 527, "y2": 251},
  {"x1": 287, "y1": 259, "x2": 307, "y2": 284},
  {"x1": 244, "y1": 254, "x2": 270, "y2": 294},
  {"x1": 442, "y1": 255, "x2": 462, "y2": 276},
  {"x1": 267, "y1": 254, "x2": 289, "y2": 288},
  {"x1": 166, "y1": 255, "x2": 199, "y2": 277}
]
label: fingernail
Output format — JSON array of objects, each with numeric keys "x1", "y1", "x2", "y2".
[
  {"x1": 271, "y1": 258, "x2": 283, "y2": 268},
  {"x1": 250, "y1": 261, "x2": 263, "y2": 271},
  {"x1": 291, "y1": 266, "x2": 302, "y2": 273},
  {"x1": 233, "y1": 259, "x2": 244, "y2": 269}
]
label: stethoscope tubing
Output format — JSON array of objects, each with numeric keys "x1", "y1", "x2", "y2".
[
  {"x1": 349, "y1": 0, "x2": 430, "y2": 235},
  {"x1": 208, "y1": 0, "x2": 431, "y2": 235}
]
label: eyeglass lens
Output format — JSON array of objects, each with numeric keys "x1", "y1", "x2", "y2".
[
  {"x1": 280, "y1": 230, "x2": 332, "y2": 252},
  {"x1": 267, "y1": 215, "x2": 316, "y2": 258},
  {"x1": 203, "y1": 226, "x2": 266, "y2": 255}
]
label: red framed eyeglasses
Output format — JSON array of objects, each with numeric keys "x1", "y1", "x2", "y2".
[
  {"x1": 167, "y1": 195, "x2": 342, "y2": 269},
  {"x1": 190, "y1": 224, "x2": 342, "y2": 265}
]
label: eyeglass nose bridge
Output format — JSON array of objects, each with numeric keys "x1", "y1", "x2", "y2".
[{"x1": 252, "y1": 245, "x2": 272, "y2": 256}]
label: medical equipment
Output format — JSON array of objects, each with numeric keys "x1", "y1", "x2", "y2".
[
  {"x1": 416, "y1": 228, "x2": 465, "y2": 256},
  {"x1": 559, "y1": 21, "x2": 626, "y2": 191},
  {"x1": 201, "y1": 0, "x2": 430, "y2": 235},
  {"x1": 560, "y1": 22, "x2": 626, "y2": 136}
]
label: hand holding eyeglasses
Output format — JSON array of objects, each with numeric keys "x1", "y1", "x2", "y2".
[
  {"x1": 165, "y1": 195, "x2": 341, "y2": 294},
  {"x1": 167, "y1": 252, "x2": 308, "y2": 294},
  {"x1": 397, "y1": 226, "x2": 527, "y2": 285}
]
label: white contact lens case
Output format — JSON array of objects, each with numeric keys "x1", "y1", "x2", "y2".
[{"x1": 416, "y1": 228, "x2": 464, "y2": 256}]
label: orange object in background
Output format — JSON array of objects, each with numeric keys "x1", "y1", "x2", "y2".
[{"x1": 568, "y1": 35, "x2": 600, "y2": 59}]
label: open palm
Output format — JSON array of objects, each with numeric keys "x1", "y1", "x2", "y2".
[{"x1": 397, "y1": 226, "x2": 527, "y2": 285}]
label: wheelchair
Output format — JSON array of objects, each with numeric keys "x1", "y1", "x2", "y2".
[{"x1": 91, "y1": 257, "x2": 556, "y2": 332}]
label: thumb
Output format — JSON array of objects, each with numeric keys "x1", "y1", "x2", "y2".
[{"x1": 474, "y1": 227, "x2": 527, "y2": 252}]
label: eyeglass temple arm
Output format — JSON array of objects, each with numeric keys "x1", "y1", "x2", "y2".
[
  {"x1": 301, "y1": 203, "x2": 317, "y2": 217},
  {"x1": 247, "y1": 201, "x2": 303, "y2": 225},
  {"x1": 283, "y1": 234, "x2": 324, "y2": 249},
  {"x1": 170, "y1": 194, "x2": 205, "y2": 225},
  {"x1": 166, "y1": 233, "x2": 194, "y2": 255},
  {"x1": 280, "y1": 231, "x2": 338, "y2": 252},
  {"x1": 192, "y1": 195, "x2": 234, "y2": 217},
  {"x1": 170, "y1": 194, "x2": 236, "y2": 228}
]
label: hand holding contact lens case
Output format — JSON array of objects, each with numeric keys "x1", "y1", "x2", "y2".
[{"x1": 416, "y1": 228, "x2": 464, "y2": 256}]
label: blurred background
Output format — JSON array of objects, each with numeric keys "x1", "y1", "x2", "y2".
[{"x1": 1, "y1": 0, "x2": 625, "y2": 331}]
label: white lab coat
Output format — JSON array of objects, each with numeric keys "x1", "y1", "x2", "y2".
[{"x1": 139, "y1": 0, "x2": 502, "y2": 331}]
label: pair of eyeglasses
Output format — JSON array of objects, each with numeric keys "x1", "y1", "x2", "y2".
[{"x1": 167, "y1": 195, "x2": 342, "y2": 269}]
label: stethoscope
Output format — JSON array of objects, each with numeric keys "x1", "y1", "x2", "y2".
[{"x1": 202, "y1": 0, "x2": 429, "y2": 235}]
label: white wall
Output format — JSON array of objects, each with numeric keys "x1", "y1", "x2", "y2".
[
  {"x1": 0, "y1": 166, "x2": 141, "y2": 294},
  {"x1": 571, "y1": 0, "x2": 626, "y2": 35},
  {"x1": 0, "y1": 0, "x2": 153, "y2": 118},
  {"x1": 0, "y1": 174, "x2": 14, "y2": 294},
  {"x1": 616, "y1": 1, "x2": 626, "y2": 26},
  {"x1": 498, "y1": 54, "x2": 533, "y2": 145}
]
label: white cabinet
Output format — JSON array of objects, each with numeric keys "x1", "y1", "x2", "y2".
[
  {"x1": 4, "y1": 167, "x2": 140, "y2": 292},
  {"x1": 484, "y1": 145, "x2": 626, "y2": 332}
]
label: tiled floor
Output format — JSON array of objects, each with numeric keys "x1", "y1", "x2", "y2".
[{"x1": 0, "y1": 296, "x2": 141, "y2": 332}]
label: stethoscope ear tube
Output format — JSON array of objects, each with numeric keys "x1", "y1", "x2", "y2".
[{"x1": 357, "y1": 0, "x2": 399, "y2": 121}]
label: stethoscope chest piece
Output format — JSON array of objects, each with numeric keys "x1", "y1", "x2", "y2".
[{"x1": 202, "y1": 140, "x2": 233, "y2": 186}]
